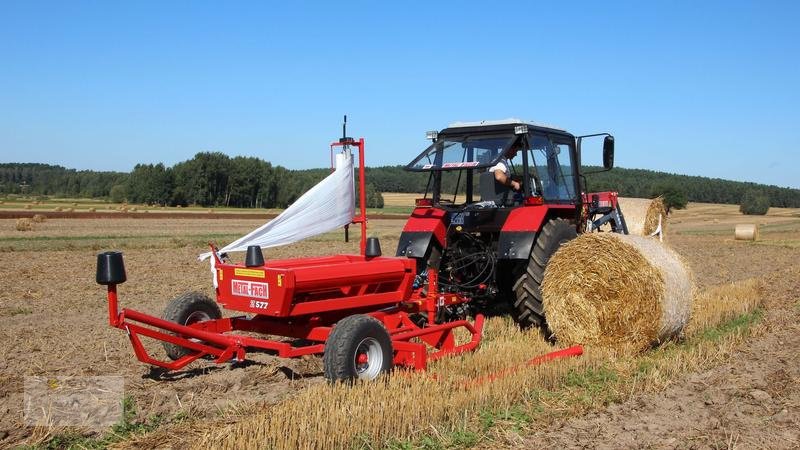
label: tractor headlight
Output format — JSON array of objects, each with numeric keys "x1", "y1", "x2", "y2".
[
  {"x1": 426, "y1": 131, "x2": 438, "y2": 141},
  {"x1": 514, "y1": 125, "x2": 528, "y2": 135}
]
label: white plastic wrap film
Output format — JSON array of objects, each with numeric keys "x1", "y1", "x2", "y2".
[{"x1": 200, "y1": 151, "x2": 355, "y2": 260}]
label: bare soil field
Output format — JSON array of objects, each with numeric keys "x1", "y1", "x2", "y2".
[{"x1": 0, "y1": 201, "x2": 797, "y2": 448}]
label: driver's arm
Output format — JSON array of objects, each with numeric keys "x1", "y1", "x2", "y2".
[{"x1": 494, "y1": 169, "x2": 520, "y2": 191}]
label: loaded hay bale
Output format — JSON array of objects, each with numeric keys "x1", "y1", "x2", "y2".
[
  {"x1": 542, "y1": 233, "x2": 692, "y2": 353},
  {"x1": 15, "y1": 218, "x2": 33, "y2": 231},
  {"x1": 734, "y1": 224, "x2": 759, "y2": 241},
  {"x1": 617, "y1": 197, "x2": 668, "y2": 238},
  {"x1": 31, "y1": 214, "x2": 47, "y2": 223}
]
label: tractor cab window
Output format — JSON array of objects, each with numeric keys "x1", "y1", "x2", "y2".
[
  {"x1": 405, "y1": 135, "x2": 517, "y2": 171},
  {"x1": 527, "y1": 136, "x2": 577, "y2": 202}
]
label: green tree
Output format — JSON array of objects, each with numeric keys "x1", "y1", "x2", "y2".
[
  {"x1": 740, "y1": 190, "x2": 770, "y2": 215},
  {"x1": 127, "y1": 163, "x2": 173, "y2": 205},
  {"x1": 357, "y1": 182, "x2": 384, "y2": 208},
  {"x1": 109, "y1": 184, "x2": 127, "y2": 203},
  {"x1": 172, "y1": 152, "x2": 231, "y2": 206}
]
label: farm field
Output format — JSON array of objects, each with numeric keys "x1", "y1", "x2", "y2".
[
  {"x1": 0, "y1": 196, "x2": 409, "y2": 219},
  {"x1": 0, "y1": 200, "x2": 798, "y2": 448}
]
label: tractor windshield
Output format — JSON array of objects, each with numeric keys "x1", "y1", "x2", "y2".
[{"x1": 405, "y1": 134, "x2": 517, "y2": 171}]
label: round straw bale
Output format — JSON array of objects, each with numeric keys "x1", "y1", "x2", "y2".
[
  {"x1": 617, "y1": 197, "x2": 668, "y2": 238},
  {"x1": 15, "y1": 218, "x2": 33, "y2": 231},
  {"x1": 542, "y1": 233, "x2": 692, "y2": 352},
  {"x1": 643, "y1": 197, "x2": 667, "y2": 237},
  {"x1": 734, "y1": 224, "x2": 758, "y2": 241},
  {"x1": 31, "y1": 214, "x2": 47, "y2": 223}
]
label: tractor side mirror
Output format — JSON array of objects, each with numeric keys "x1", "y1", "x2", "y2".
[{"x1": 602, "y1": 136, "x2": 615, "y2": 170}]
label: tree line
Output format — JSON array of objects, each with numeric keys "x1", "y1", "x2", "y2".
[
  {"x1": 0, "y1": 155, "x2": 385, "y2": 208},
  {"x1": 580, "y1": 166, "x2": 800, "y2": 208},
  {"x1": 1, "y1": 160, "x2": 798, "y2": 208}
]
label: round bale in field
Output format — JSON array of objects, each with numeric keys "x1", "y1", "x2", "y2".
[
  {"x1": 542, "y1": 233, "x2": 692, "y2": 353},
  {"x1": 15, "y1": 218, "x2": 33, "y2": 231},
  {"x1": 734, "y1": 224, "x2": 759, "y2": 241},
  {"x1": 617, "y1": 197, "x2": 668, "y2": 238}
]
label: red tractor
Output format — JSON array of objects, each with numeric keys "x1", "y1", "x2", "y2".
[{"x1": 396, "y1": 119, "x2": 625, "y2": 330}]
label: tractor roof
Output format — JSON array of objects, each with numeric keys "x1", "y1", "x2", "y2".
[{"x1": 440, "y1": 118, "x2": 574, "y2": 138}]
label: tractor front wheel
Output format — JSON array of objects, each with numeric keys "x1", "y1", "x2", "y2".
[
  {"x1": 323, "y1": 314, "x2": 393, "y2": 383},
  {"x1": 512, "y1": 218, "x2": 577, "y2": 330},
  {"x1": 161, "y1": 292, "x2": 222, "y2": 360}
]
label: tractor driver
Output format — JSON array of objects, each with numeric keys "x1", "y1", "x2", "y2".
[{"x1": 489, "y1": 142, "x2": 522, "y2": 192}]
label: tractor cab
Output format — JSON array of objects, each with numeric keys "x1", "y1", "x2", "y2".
[
  {"x1": 398, "y1": 119, "x2": 618, "y2": 329},
  {"x1": 405, "y1": 119, "x2": 584, "y2": 212}
]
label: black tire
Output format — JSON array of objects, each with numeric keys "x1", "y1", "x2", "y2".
[
  {"x1": 511, "y1": 218, "x2": 577, "y2": 329},
  {"x1": 323, "y1": 314, "x2": 393, "y2": 383},
  {"x1": 161, "y1": 292, "x2": 222, "y2": 360}
]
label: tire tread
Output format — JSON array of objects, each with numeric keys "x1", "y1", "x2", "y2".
[
  {"x1": 323, "y1": 315, "x2": 393, "y2": 382},
  {"x1": 511, "y1": 218, "x2": 577, "y2": 329},
  {"x1": 161, "y1": 292, "x2": 221, "y2": 360}
]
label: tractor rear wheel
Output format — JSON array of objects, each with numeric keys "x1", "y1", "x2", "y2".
[
  {"x1": 323, "y1": 314, "x2": 393, "y2": 383},
  {"x1": 511, "y1": 218, "x2": 577, "y2": 329},
  {"x1": 161, "y1": 292, "x2": 222, "y2": 360}
]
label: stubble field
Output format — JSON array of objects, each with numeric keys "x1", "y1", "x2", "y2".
[{"x1": 0, "y1": 201, "x2": 798, "y2": 448}]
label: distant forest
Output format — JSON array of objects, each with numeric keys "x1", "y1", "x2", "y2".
[{"x1": 1, "y1": 156, "x2": 799, "y2": 208}]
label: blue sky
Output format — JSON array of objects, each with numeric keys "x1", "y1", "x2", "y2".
[{"x1": 1, "y1": 1, "x2": 798, "y2": 188}]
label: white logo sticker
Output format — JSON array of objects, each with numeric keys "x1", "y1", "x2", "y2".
[{"x1": 231, "y1": 280, "x2": 269, "y2": 299}]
